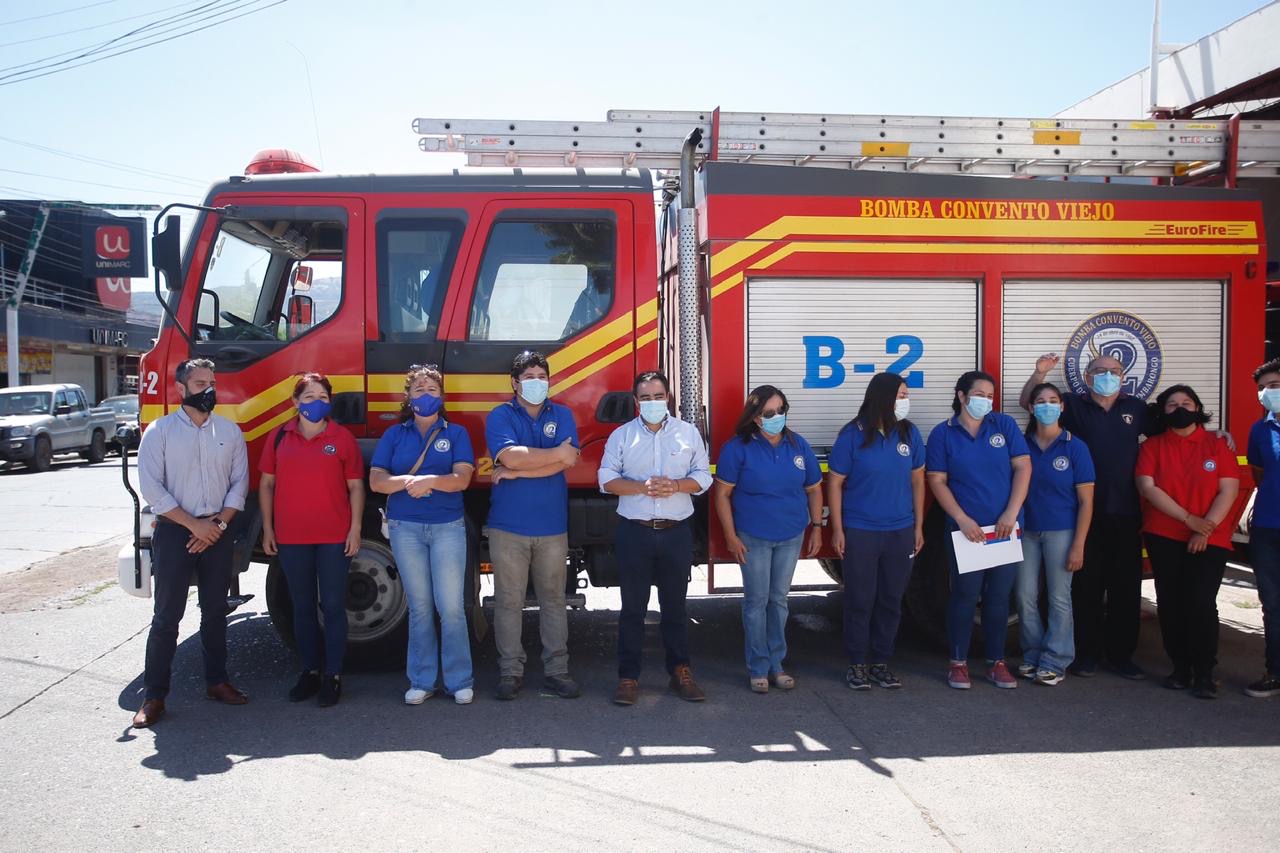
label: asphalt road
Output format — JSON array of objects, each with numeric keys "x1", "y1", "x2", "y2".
[{"x1": 1, "y1": 464, "x2": 1278, "y2": 851}]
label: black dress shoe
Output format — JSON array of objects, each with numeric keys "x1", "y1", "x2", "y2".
[
  {"x1": 1191, "y1": 675, "x2": 1219, "y2": 699},
  {"x1": 318, "y1": 675, "x2": 342, "y2": 707},
  {"x1": 289, "y1": 671, "x2": 321, "y2": 703},
  {"x1": 1162, "y1": 670, "x2": 1191, "y2": 690}
]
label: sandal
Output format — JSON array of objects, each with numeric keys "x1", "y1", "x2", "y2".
[
  {"x1": 769, "y1": 671, "x2": 796, "y2": 690},
  {"x1": 749, "y1": 676, "x2": 769, "y2": 694}
]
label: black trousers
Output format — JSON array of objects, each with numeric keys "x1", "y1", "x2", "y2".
[
  {"x1": 1072, "y1": 512, "x2": 1143, "y2": 665},
  {"x1": 143, "y1": 520, "x2": 233, "y2": 700},
  {"x1": 1144, "y1": 533, "x2": 1228, "y2": 678},
  {"x1": 615, "y1": 518, "x2": 693, "y2": 680},
  {"x1": 841, "y1": 526, "x2": 914, "y2": 665}
]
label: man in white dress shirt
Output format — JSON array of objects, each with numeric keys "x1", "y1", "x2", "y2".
[{"x1": 598, "y1": 371, "x2": 712, "y2": 706}]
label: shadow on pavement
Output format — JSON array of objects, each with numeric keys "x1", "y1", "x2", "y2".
[{"x1": 112, "y1": 586, "x2": 1280, "y2": 781}]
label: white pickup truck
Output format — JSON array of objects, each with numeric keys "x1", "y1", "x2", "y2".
[{"x1": 0, "y1": 384, "x2": 117, "y2": 472}]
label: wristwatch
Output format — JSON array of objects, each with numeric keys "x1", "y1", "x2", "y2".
[
  {"x1": 810, "y1": 520, "x2": 826, "y2": 528},
  {"x1": 214, "y1": 518, "x2": 228, "y2": 531}
]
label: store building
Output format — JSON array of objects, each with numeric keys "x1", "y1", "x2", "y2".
[{"x1": 0, "y1": 200, "x2": 161, "y2": 402}]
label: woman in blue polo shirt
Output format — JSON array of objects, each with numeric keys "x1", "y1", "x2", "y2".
[
  {"x1": 828, "y1": 372, "x2": 925, "y2": 691},
  {"x1": 370, "y1": 364, "x2": 476, "y2": 706},
  {"x1": 926, "y1": 370, "x2": 1032, "y2": 690},
  {"x1": 1016, "y1": 382, "x2": 1095, "y2": 686},
  {"x1": 714, "y1": 384, "x2": 823, "y2": 693}
]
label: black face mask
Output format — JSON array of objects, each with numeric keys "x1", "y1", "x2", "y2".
[
  {"x1": 182, "y1": 386, "x2": 217, "y2": 414},
  {"x1": 1165, "y1": 407, "x2": 1198, "y2": 429}
]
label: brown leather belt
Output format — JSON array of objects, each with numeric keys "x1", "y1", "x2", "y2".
[{"x1": 628, "y1": 517, "x2": 684, "y2": 530}]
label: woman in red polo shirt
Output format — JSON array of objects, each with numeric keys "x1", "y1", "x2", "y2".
[
  {"x1": 1135, "y1": 384, "x2": 1239, "y2": 699},
  {"x1": 260, "y1": 373, "x2": 365, "y2": 708}
]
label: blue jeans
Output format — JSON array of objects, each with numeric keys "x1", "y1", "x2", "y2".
[
  {"x1": 947, "y1": 540, "x2": 1018, "y2": 662},
  {"x1": 1251, "y1": 525, "x2": 1280, "y2": 675},
  {"x1": 738, "y1": 532, "x2": 802, "y2": 677},
  {"x1": 388, "y1": 518, "x2": 472, "y2": 694},
  {"x1": 278, "y1": 542, "x2": 351, "y2": 675},
  {"x1": 1016, "y1": 529, "x2": 1075, "y2": 675}
]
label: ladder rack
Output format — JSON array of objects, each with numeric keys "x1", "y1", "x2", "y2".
[{"x1": 413, "y1": 108, "x2": 1280, "y2": 179}]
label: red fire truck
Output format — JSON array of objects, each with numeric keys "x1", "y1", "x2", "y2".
[{"x1": 119, "y1": 110, "x2": 1274, "y2": 660}]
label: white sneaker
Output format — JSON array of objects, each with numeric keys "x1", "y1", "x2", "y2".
[
  {"x1": 454, "y1": 688, "x2": 474, "y2": 705},
  {"x1": 404, "y1": 688, "x2": 433, "y2": 705},
  {"x1": 1017, "y1": 662, "x2": 1037, "y2": 679}
]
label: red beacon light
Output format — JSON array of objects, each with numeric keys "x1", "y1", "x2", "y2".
[{"x1": 244, "y1": 148, "x2": 320, "y2": 175}]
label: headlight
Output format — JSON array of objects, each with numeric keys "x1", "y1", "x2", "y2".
[{"x1": 9, "y1": 426, "x2": 30, "y2": 438}]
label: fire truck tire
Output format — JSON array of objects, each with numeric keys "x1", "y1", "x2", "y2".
[
  {"x1": 818, "y1": 558, "x2": 843, "y2": 584},
  {"x1": 266, "y1": 541, "x2": 410, "y2": 671}
]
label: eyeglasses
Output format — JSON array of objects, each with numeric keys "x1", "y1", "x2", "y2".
[
  {"x1": 761, "y1": 407, "x2": 787, "y2": 418},
  {"x1": 1086, "y1": 367, "x2": 1122, "y2": 377},
  {"x1": 407, "y1": 363, "x2": 440, "y2": 373}
]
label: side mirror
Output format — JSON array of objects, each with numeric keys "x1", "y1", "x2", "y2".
[
  {"x1": 152, "y1": 215, "x2": 182, "y2": 291},
  {"x1": 290, "y1": 265, "x2": 314, "y2": 293},
  {"x1": 287, "y1": 294, "x2": 314, "y2": 339},
  {"x1": 54, "y1": 404, "x2": 72, "y2": 416}
]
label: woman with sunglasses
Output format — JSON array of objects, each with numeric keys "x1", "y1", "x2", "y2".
[
  {"x1": 370, "y1": 364, "x2": 476, "y2": 705},
  {"x1": 714, "y1": 385, "x2": 823, "y2": 693},
  {"x1": 260, "y1": 372, "x2": 365, "y2": 707}
]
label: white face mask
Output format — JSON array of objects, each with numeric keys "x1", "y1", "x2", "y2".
[
  {"x1": 638, "y1": 399, "x2": 669, "y2": 424},
  {"x1": 894, "y1": 399, "x2": 910, "y2": 420},
  {"x1": 1260, "y1": 387, "x2": 1280, "y2": 414}
]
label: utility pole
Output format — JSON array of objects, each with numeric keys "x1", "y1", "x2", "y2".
[{"x1": 6, "y1": 202, "x2": 50, "y2": 388}]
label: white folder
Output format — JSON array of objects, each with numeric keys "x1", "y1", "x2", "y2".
[{"x1": 950, "y1": 524, "x2": 1024, "y2": 574}]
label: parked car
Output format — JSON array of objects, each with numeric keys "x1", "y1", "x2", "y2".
[
  {"x1": 0, "y1": 384, "x2": 117, "y2": 472},
  {"x1": 99, "y1": 395, "x2": 140, "y2": 453}
]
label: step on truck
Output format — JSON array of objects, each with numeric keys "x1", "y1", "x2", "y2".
[{"x1": 120, "y1": 109, "x2": 1274, "y2": 660}]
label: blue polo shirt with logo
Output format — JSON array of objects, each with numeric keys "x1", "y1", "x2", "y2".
[
  {"x1": 1248, "y1": 413, "x2": 1280, "y2": 529},
  {"x1": 828, "y1": 420, "x2": 925, "y2": 531},
  {"x1": 485, "y1": 397, "x2": 579, "y2": 536},
  {"x1": 1060, "y1": 393, "x2": 1149, "y2": 516},
  {"x1": 926, "y1": 412, "x2": 1030, "y2": 529},
  {"x1": 370, "y1": 418, "x2": 474, "y2": 524},
  {"x1": 1024, "y1": 430, "x2": 1096, "y2": 532},
  {"x1": 716, "y1": 431, "x2": 822, "y2": 541}
]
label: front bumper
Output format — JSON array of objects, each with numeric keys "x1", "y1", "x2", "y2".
[{"x1": 0, "y1": 436, "x2": 34, "y2": 462}]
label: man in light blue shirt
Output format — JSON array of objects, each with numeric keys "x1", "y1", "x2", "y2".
[
  {"x1": 132, "y1": 358, "x2": 249, "y2": 728},
  {"x1": 598, "y1": 370, "x2": 712, "y2": 705}
]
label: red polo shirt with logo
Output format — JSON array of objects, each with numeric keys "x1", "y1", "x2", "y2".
[
  {"x1": 1134, "y1": 426, "x2": 1238, "y2": 549},
  {"x1": 260, "y1": 418, "x2": 363, "y2": 545}
]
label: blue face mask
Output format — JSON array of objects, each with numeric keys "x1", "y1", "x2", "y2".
[
  {"x1": 639, "y1": 399, "x2": 669, "y2": 425},
  {"x1": 519, "y1": 378, "x2": 549, "y2": 406},
  {"x1": 297, "y1": 399, "x2": 331, "y2": 423},
  {"x1": 1260, "y1": 388, "x2": 1280, "y2": 414},
  {"x1": 1091, "y1": 371, "x2": 1122, "y2": 397},
  {"x1": 760, "y1": 414, "x2": 786, "y2": 435},
  {"x1": 964, "y1": 395, "x2": 993, "y2": 420},
  {"x1": 410, "y1": 392, "x2": 442, "y2": 418},
  {"x1": 1033, "y1": 402, "x2": 1061, "y2": 426}
]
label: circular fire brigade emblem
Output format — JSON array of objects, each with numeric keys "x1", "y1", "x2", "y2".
[
  {"x1": 989, "y1": 434, "x2": 1006, "y2": 448},
  {"x1": 543, "y1": 422, "x2": 557, "y2": 438},
  {"x1": 897, "y1": 443, "x2": 911, "y2": 457},
  {"x1": 1204, "y1": 459, "x2": 1217, "y2": 472},
  {"x1": 434, "y1": 438, "x2": 451, "y2": 453},
  {"x1": 1053, "y1": 455, "x2": 1069, "y2": 471},
  {"x1": 1122, "y1": 414, "x2": 1135, "y2": 425},
  {"x1": 1063, "y1": 310, "x2": 1162, "y2": 401},
  {"x1": 322, "y1": 444, "x2": 337, "y2": 456},
  {"x1": 793, "y1": 455, "x2": 805, "y2": 470}
]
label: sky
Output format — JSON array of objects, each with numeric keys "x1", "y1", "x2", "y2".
[{"x1": 0, "y1": 0, "x2": 1271, "y2": 210}]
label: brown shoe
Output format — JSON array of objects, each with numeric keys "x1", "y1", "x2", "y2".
[
  {"x1": 132, "y1": 698, "x2": 165, "y2": 728},
  {"x1": 613, "y1": 678, "x2": 639, "y2": 706},
  {"x1": 205, "y1": 682, "x2": 249, "y2": 705},
  {"x1": 668, "y1": 665, "x2": 706, "y2": 702}
]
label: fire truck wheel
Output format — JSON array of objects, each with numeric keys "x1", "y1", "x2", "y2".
[
  {"x1": 265, "y1": 541, "x2": 411, "y2": 671},
  {"x1": 817, "y1": 559, "x2": 843, "y2": 584}
]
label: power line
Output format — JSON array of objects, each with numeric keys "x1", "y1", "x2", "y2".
[
  {"x1": 0, "y1": 0, "x2": 287, "y2": 87},
  {"x1": 0, "y1": 0, "x2": 235, "y2": 77},
  {"x1": 0, "y1": 135, "x2": 207, "y2": 187},
  {"x1": 0, "y1": 0, "x2": 120, "y2": 28},
  {"x1": 0, "y1": 166, "x2": 203, "y2": 196},
  {"x1": 0, "y1": 0, "x2": 206, "y2": 49}
]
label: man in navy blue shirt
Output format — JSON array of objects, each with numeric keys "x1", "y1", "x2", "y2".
[
  {"x1": 1247, "y1": 357, "x2": 1280, "y2": 698},
  {"x1": 1021, "y1": 353, "x2": 1149, "y2": 680},
  {"x1": 485, "y1": 351, "x2": 581, "y2": 701}
]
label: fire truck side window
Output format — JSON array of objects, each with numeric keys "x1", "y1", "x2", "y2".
[
  {"x1": 469, "y1": 218, "x2": 615, "y2": 342},
  {"x1": 195, "y1": 219, "x2": 345, "y2": 343},
  {"x1": 377, "y1": 220, "x2": 462, "y2": 341}
]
